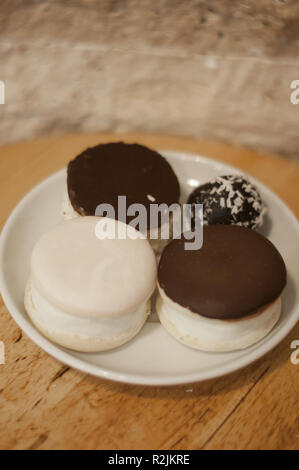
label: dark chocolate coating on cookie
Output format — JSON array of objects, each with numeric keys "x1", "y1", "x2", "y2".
[
  {"x1": 158, "y1": 225, "x2": 286, "y2": 320},
  {"x1": 67, "y1": 142, "x2": 180, "y2": 228},
  {"x1": 187, "y1": 175, "x2": 265, "y2": 229}
]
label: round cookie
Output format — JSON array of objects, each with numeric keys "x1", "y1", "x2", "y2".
[
  {"x1": 157, "y1": 225, "x2": 286, "y2": 351},
  {"x1": 187, "y1": 175, "x2": 266, "y2": 229},
  {"x1": 64, "y1": 142, "x2": 180, "y2": 252},
  {"x1": 25, "y1": 217, "x2": 157, "y2": 352}
]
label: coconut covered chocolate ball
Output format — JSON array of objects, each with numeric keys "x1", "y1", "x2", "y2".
[{"x1": 187, "y1": 175, "x2": 266, "y2": 229}]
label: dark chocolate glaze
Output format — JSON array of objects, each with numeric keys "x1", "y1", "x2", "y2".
[
  {"x1": 67, "y1": 142, "x2": 180, "y2": 228},
  {"x1": 158, "y1": 225, "x2": 286, "y2": 320}
]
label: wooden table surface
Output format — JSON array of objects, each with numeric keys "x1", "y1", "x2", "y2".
[{"x1": 0, "y1": 133, "x2": 298, "y2": 451}]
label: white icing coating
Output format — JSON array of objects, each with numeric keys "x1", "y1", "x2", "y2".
[
  {"x1": 156, "y1": 286, "x2": 281, "y2": 352},
  {"x1": 25, "y1": 278, "x2": 150, "y2": 352},
  {"x1": 31, "y1": 278, "x2": 148, "y2": 336},
  {"x1": 30, "y1": 217, "x2": 157, "y2": 318}
]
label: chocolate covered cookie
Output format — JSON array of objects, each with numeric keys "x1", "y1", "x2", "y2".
[
  {"x1": 63, "y1": 142, "x2": 181, "y2": 253},
  {"x1": 157, "y1": 225, "x2": 286, "y2": 351}
]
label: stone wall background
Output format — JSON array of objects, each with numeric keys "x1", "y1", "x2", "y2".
[{"x1": 1, "y1": 0, "x2": 299, "y2": 159}]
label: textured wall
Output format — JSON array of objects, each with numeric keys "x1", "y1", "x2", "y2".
[{"x1": 1, "y1": 0, "x2": 299, "y2": 159}]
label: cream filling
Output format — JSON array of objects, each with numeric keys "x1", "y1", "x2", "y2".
[
  {"x1": 157, "y1": 288, "x2": 281, "y2": 351},
  {"x1": 30, "y1": 279, "x2": 148, "y2": 339},
  {"x1": 62, "y1": 190, "x2": 79, "y2": 220}
]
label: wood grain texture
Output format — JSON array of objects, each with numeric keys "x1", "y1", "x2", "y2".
[{"x1": 0, "y1": 133, "x2": 298, "y2": 450}]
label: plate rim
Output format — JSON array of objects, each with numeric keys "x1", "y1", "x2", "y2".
[{"x1": 0, "y1": 150, "x2": 299, "y2": 386}]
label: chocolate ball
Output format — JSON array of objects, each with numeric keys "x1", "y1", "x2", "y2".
[{"x1": 187, "y1": 175, "x2": 266, "y2": 229}]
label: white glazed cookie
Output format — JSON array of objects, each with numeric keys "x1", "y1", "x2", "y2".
[{"x1": 24, "y1": 217, "x2": 157, "y2": 352}]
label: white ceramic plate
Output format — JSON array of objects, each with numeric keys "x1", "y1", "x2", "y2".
[{"x1": 1, "y1": 151, "x2": 298, "y2": 386}]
